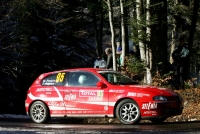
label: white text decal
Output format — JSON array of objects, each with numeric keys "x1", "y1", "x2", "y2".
[{"x1": 142, "y1": 102, "x2": 157, "y2": 110}]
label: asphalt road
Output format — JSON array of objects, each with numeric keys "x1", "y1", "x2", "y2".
[{"x1": 0, "y1": 117, "x2": 200, "y2": 133}]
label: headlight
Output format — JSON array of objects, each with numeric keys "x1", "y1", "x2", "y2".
[{"x1": 153, "y1": 96, "x2": 167, "y2": 101}]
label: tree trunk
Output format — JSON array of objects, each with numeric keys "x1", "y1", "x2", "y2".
[
  {"x1": 120, "y1": 0, "x2": 125, "y2": 66},
  {"x1": 136, "y1": 0, "x2": 145, "y2": 60},
  {"x1": 187, "y1": 0, "x2": 199, "y2": 79},
  {"x1": 124, "y1": 6, "x2": 129, "y2": 54},
  {"x1": 136, "y1": 0, "x2": 146, "y2": 84},
  {"x1": 145, "y1": 0, "x2": 152, "y2": 85},
  {"x1": 168, "y1": 0, "x2": 178, "y2": 64},
  {"x1": 130, "y1": 3, "x2": 140, "y2": 58},
  {"x1": 107, "y1": 0, "x2": 117, "y2": 70}
]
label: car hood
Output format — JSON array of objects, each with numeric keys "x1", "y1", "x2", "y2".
[{"x1": 117, "y1": 85, "x2": 179, "y2": 96}]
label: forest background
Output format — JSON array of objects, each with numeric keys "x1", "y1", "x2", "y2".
[{"x1": 0, "y1": 0, "x2": 200, "y2": 117}]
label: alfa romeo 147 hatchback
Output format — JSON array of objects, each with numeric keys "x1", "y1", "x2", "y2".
[{"x1": 25, "y1": 68, "x2": 183, "y2": 125}]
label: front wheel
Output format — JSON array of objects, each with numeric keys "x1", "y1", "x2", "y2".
[
  {"x1": 30, "y1": 101, "x2": 50, "y2": 124},
  {"x1": 116, "y1": 99, "x2": 141, "y2": 125}
]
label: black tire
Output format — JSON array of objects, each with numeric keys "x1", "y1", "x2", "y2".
[
  {"x1": 30, "y1": 101, "x2": 50, "y2": 124},
  {"x1": 150, "y1": 117, "x2": 167, "y2": 123},
  {"x1": 116, "y1": 99, "x2": 141, "y2": 125}
]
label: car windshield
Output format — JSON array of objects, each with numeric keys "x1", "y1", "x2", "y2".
[{"x1": 98, "y1": 71, "x2": 139, "y2": 85}]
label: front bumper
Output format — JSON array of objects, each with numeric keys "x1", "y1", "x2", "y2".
[{"x1": 141, "y1": 98, "x2": 184, "y2": 118}]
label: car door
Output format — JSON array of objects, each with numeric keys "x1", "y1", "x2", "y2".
[{"x1": 63, "y1": 71, "x2": 109, "y2": 116}]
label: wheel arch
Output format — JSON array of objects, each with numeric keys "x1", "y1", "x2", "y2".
[
  {"x1": 113, "y1": 97, "x2": 139, "y2": 118},
  {"x1": 28, "y1": 100, "x2": 50, "y2": 116}
]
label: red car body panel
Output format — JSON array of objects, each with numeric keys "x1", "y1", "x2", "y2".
[{"x1": 25, "y1": 68, "x2": 183, "y2": 122}]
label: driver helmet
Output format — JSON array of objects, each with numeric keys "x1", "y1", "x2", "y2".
[{"x1": 78, "y1": 75, "x2": 88, "y2": 84}]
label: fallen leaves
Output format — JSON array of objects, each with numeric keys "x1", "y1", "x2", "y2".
[{"x1": 166, "y1": 88, "x2": 200, "y2": 122}]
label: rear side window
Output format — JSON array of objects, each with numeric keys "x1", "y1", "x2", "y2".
[{"x1": 41, "y1": 72, "x2": 66, "y2": 86}]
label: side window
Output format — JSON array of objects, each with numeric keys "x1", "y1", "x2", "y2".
[
  {"x1": 108, "y1": 74, "x2": 115, "y2": 83},
  {"x1": 100, "y1": 73, "x2": 116, "y2": 84},
  {"x1": 68, "y1": 72, "x2": 79, "y2": 86},
  {"x1": 69, "y1": 72, "x2": 100, "y2": 87},
  {"x1": 41, "y1": 72, "x2": 66, "y2": 86}
]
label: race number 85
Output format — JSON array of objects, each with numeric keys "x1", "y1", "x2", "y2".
[
  {"x1": 56, "y1": 73, "x2": 65, "y2": 83},
  {"x1": 97, "y1": 90, "x2": 104, "y2": 97}
]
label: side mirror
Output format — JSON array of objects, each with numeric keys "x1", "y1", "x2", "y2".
[{"x1": 96, "y1": 81, "x2": 107, "y2": 88}]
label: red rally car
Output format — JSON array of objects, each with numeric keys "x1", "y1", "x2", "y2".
[{"x1": 25, "y1": 68, "x2": 183, "y2": 125}]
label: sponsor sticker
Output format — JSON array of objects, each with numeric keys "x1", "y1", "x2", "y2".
[
  {"x1": 143, "y1": 111, "x2": 157, "y2": 115},
  {"x1": 65, "y1": 104, "x2": 76, "y2": 108},
  {"x1": 48, "y1": 101, "x2": 75, "y2": 108},
  {"x1": 127, "y1": 92, "x2": 136, "y2": 96},
  {"x1": 64, "y1": 93, "x2": 76, "y2": 100},
  {"x1": 142, "y1": 102, "x2": 157, "y2": 110},
  {"x1": 42, "y1": 79, "x2": 56, "y2": 85},
  {"x1": 48, "y1": 101, "x2": 65, "y2": 107},
  {"x1": 88, "y1": 97, "x2": 103, "y2": 101},
  {"x1": 79, "y1": 90, "x2": 104, "y2": 97},
  {"x1": 109, "y1": 89, "x2": 124, "y2": 93},
  {"x1": 36, "y1": 88, "x2": 52, "y2": 92},
  {"x1": 127, "y1": 92, "x2": 150, "y2": 97}
]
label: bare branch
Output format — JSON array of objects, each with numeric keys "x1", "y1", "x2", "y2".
[
  {"x1": 102, "y1": 0, "x2": 108, "y2": 4},
  {"x1": 36, "y1": 0, "x2": 68, "y2": 9}
]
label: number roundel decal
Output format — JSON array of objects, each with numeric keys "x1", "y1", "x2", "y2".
[
  {"x1": 56, "y1": 73, "x2": 65, "y2": 83},
  {"x1": 97, "y1": 91, "x2": 104, "y2": 97}
]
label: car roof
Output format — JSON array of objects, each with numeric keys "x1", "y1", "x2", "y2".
[{"x1": 42, "y1": 68, "x2": 110, "y2": 75}]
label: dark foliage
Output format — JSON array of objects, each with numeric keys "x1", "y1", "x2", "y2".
[
  {"x1": 0, "y1": 0, "x2": 25, "y2": 113},
  {"x1": 0, "y1": 0, "x2": 96, "y2": 114}
]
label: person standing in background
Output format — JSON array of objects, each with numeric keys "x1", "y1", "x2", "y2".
[
  {"x1": 117, "y1": 46, "x2": 122, "y2": 67},
  {"x1": 172, "y1": 36, "x2": 189, "y2": 87},
  {"x1": 94, "y1": 54, "x2": 106, "y2": 68},
  {"x1": 105, "y1": 48, "x2": 113, "y2": 70}
]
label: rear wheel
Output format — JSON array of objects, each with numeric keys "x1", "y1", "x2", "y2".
[
  {"x1": 30, "y1": 101, "x2": 50, "y2": 124},
  {"x1": 116, "y1": 99, "x2": 141, "y2": 125}
]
